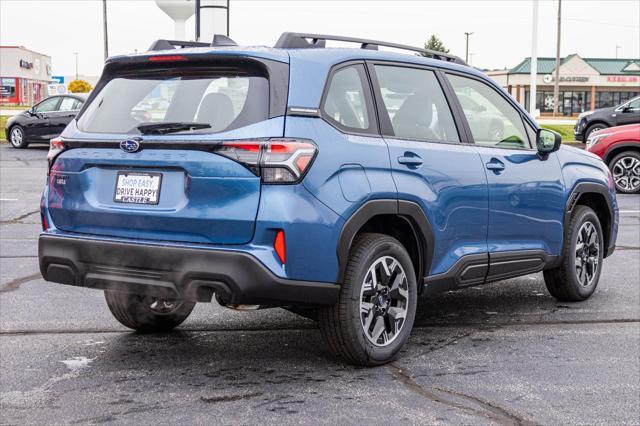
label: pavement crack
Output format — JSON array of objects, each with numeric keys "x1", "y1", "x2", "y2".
[
  {"x1": 0, "y1": 209, "x2": 40, "y2": 224},
  {"x1": 1, "y1": 318, "x2": 638, "y2": 336},
  {"x1": 0, "y1": 272, "x2": 41, "y2": 294},
  {"x1": 201, "y1": 391, "x2": 263, "y2": 404},
  {"x1": 388, "y1": 364, "x2": 535, "y2": 425}
]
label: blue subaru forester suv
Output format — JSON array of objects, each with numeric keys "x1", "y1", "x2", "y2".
[{"x1": 39, "y1": 33, "x2": 618, "y2": 365}]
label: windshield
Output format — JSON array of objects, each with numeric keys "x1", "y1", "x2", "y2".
[{"x1": 77, "y1": 69, "x2": 269, "y2": 134}]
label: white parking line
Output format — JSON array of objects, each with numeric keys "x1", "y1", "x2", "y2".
[
  {"x1": 0, "y1": 198, "x2": 19, "y2": 201},
  {"x1": 620, "y1": 210, "x2": 640, "y2": 214}
]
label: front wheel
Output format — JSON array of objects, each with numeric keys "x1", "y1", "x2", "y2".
[
  {"x1": 8, "y1": 125, "x2": 28, "y2": 149},
  {"x1": 584, "y1": 123, "x2": 606, "y2": 142},
  {"x1": 609, "y1": 151, "x2": 640, "y2": 194},
  {"x1": 543, "y1": 205, "x2": 604, "y2": 302},
  {"x1": 104, "y1": 291, "x2": 195, "y2": 332},
  {"x1": 319, "y1": 233, "x2": 417, "y2": 366}
]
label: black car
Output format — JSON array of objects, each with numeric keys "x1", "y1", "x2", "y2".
[
  {"x1": 5, "y1": 94, "x2": 87, "y2": 149},
  {"x1": 574, "y1": 96, "x2": 640, "y2": 142}
]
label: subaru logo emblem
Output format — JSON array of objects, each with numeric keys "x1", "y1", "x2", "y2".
[{"x1": 120, "y1": 139, "x2": 140, "y2": 153}]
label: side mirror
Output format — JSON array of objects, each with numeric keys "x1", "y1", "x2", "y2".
[
  {"x1": 536, "y1": 128, "x2": 561, "y2": 155},
  {"x1": 621, "y1": 106, "x2": 633, "y2": 113}
]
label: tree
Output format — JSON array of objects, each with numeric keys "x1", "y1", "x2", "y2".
[
  {"x1": 420, "y1": 35, "x2": 450, "y2": 55},
  {"x1": 67, "y1": 79, "x2": 92, "y2": 93}
]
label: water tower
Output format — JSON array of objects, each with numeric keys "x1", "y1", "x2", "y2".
[{"x1": 155, "y1": 0, "x2": 195, "y2": 40}]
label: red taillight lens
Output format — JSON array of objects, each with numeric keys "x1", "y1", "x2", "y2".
[
  {"x1": 274, "y1": 230, "x2": 286, "y2": 264},
  {"x1": 148, "y1": 55, "x2": 187, "y2": 62},
  {"x1": 47, "y1": 137, "x2": 66, "y2": 173},
  {"x1": 213, "y1": 138, "x2": 317, "y2": 184}
]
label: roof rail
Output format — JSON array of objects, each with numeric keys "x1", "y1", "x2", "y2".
[
  {"x1": 274, "y1": 32, "x2": 466, "y2": 65},
  {"x1": 148, "y1": 34, "x2": 238, "y2": 52}
]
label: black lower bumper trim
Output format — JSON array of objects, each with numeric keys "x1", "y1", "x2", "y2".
[{"x1": 38, "y1": 234, "x2": 339, "y2": 306}]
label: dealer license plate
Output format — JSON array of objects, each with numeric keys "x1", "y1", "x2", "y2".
[{"x1": 114, "y1": 172, "x2": 162, "y2": 205}]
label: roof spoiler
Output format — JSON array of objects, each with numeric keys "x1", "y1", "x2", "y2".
[
  {"x1": 274, "y1": 32, "x2": 466, "y2": 65},
  {"x1": 148, "y1": 34, "x2": 238, "y2": 52}
]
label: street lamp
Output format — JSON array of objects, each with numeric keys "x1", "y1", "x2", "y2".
[
  {"x1": 73, "y1": 52, "x2": 79, "y2": 81},
  {"x1": 464, "y1": 32, "x2": 473, "y2": 64}
]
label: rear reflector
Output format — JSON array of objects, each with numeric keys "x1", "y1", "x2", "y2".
[
  {"x1": 213, "y1": 138, "x2": 317, "y2": 184},
  {"x1": 274, "y1": 230, "x2": 286, "y2": 264}
]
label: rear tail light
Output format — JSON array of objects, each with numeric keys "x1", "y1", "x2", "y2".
[
  {"x1": 47, "y1": 137, "x2": 66, "y2": 173},
  {"x1": 213, "y1": 138, "x2": 317, "y2": 183}
]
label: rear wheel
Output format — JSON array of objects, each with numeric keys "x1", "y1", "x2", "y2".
[
  {"x1": 609, "y1": 151, "x2": 640, "y2": 194},
  {"x1": 318, "y1": 233, "x2": 417, "y2": 366},
  {"x1": 104, "y1": 291, "x2": 195, "y2": 332},
  {"x1": 8, "y1": 125, "x2": 28, "y2": 149},
  {"x1": 543, "y1": 205, "x2": 603, "y2": 302}
]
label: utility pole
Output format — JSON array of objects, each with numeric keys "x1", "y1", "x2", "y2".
[
  {"x1": 195, "y1": 0, "x2": 201, "y2": 41},
  {"x1": 73, "y1": 52, "x2": 79, "y2": 80},
  {"x1": 102, "y1": 0, "x2": 109, "y2": 60},
  {"x1": 464, "y1": 32, "x2": 473, "y2": 64},
  {"x1": 530, "y1": 0, "x2": 539, "y2": 117},
  {"x1": 552, "y1": 0, "x2": 562, "y2": 116}
]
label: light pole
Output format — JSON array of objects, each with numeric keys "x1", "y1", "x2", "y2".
[
  {"x1": 552, "y1": 0, "x2": 562, "y2": 116},
  {"x1": 616, "y1": 45, "x2": 621, "y2": 59},
  {"x1": 464, "y1": 32, "x2": 473, "y2": 64},
  {"x1": 530, "y1": 0, "x2": 539, "y2": 117},
  {"x1": 73, "y1": 52, "x2": 79, "y2": 81},
  {"x1": 102, "y1": 0, "x2": 109, "y2": 60}
]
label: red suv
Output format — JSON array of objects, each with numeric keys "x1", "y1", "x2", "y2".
[{"x1": 587, "y1": 124, "x2": 640, "y2": 194}]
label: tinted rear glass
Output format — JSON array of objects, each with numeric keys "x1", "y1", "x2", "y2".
[{"x1": 77, "y1": 67, "x2": 269, "y2": 134}]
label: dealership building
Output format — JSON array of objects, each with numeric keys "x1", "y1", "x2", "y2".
[
  {"x1": 0, "y1": 46, "x2": 52, "y2": 105},
  {"x1": 488, "y1": 54, "x2": 640, "y2": 116}
]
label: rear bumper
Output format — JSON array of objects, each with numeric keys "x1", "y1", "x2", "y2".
[{"x1": 38, "y1": 234, "x2": 339, "y2": 306}]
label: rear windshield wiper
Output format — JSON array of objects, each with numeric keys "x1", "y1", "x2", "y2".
[{"x1": 136, "y1": 122, "x2": 212, "y2": 135}]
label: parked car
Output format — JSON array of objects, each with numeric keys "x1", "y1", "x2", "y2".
[
  {"x1": 38, "y1": 33, "x2": 618, "y2": 366},
  {"x1": 574, "y1": 96, "x2": 640, "y2": 142},
  {"x1": 5, "y1": 94, "x2": 87, "y2": 149},
  {"x1": 586, "y1": 124, "x2": 640, "y2": 194}
]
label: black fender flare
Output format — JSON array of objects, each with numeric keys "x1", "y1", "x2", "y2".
[
  {"x1": 564, "y1": 182, "x2": 615, "y2": 258},
  {"x1": 336, "y1": 199, "x2": 434, "y2": 284},
  {"x1": 603, "y1": 143, "x2": 640, "y2": 165}
]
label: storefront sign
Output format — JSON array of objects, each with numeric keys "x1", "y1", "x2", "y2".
[
  {"x1": 543, "y1": 74, "x2": 589, "y2": 83},
  {"x1": 19, "y1": 59, "x2": 33, "y2": 69},
  {"x1": 607, "y1": 76, "x2": 638, "y2": 83}
]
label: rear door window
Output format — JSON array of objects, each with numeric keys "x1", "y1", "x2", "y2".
[
  {"x1": 77, "y1": 68, "x2": 269, "y2": 134},
  {"x1": 374, "y1": 65, "x2": 459, "y2": 142},
  {"x1": 447, "y1": 74, "x2": 530, "y2": 149},
  {"x1": 322, "y1": 64, "x2": 376, "y2": 134},
  {"x1": 59, "y1": 97, "x2": 81, "y2": 111}
]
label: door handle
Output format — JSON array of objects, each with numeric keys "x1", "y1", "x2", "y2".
[
  {"x1": 485, "y1": 158, "x2": 505, "y2": 172},
  {"x1": 398, "y1": 154, "x2": 423, "y2": 166}
]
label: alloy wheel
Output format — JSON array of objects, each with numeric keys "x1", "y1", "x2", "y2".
[
  {"x1": 574, "y1": 221, "x2": 599, "y2": 287},
  {"x1": 10, "y1": 127, "x2": 23, "y2": 147},
  {"x1": 359, "y1": 256, "x2": 409, "y2": 347},
  {"x1": 612, "y1": 156, "x2": 640, "y2": 192}
]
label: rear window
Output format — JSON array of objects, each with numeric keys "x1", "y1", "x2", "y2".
[{"x1": 77, "y1": 68, "x2": 269, "y2": 134}]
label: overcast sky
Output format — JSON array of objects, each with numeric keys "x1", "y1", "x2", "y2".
[{"x1": 1, "y1": 0, "x2": 639, "y2": 77}]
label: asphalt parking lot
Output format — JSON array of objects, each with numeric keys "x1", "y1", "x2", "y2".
[{"x1": 1, "y1": 143, "x2": 638, "y2": 425}]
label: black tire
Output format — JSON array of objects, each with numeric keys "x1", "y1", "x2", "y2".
[
  {"x1": 608, "y1": 151, "x2": 640, "y2": 194},
  {"x1": 104, "y1": 291, "x2": 195, "y2": 332},
  {"x1": 8, "y1": 125, "x2": 28, "y2": 149},
  {"x1": 543, "y1": 205, "x2": 604, "y2": 302},
  {"x1": 318, "y1": 233, "x2": 417, "y2": 366},
  {"x1": 584, "y1": 123, "x2": 607, "y2": 142}
]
